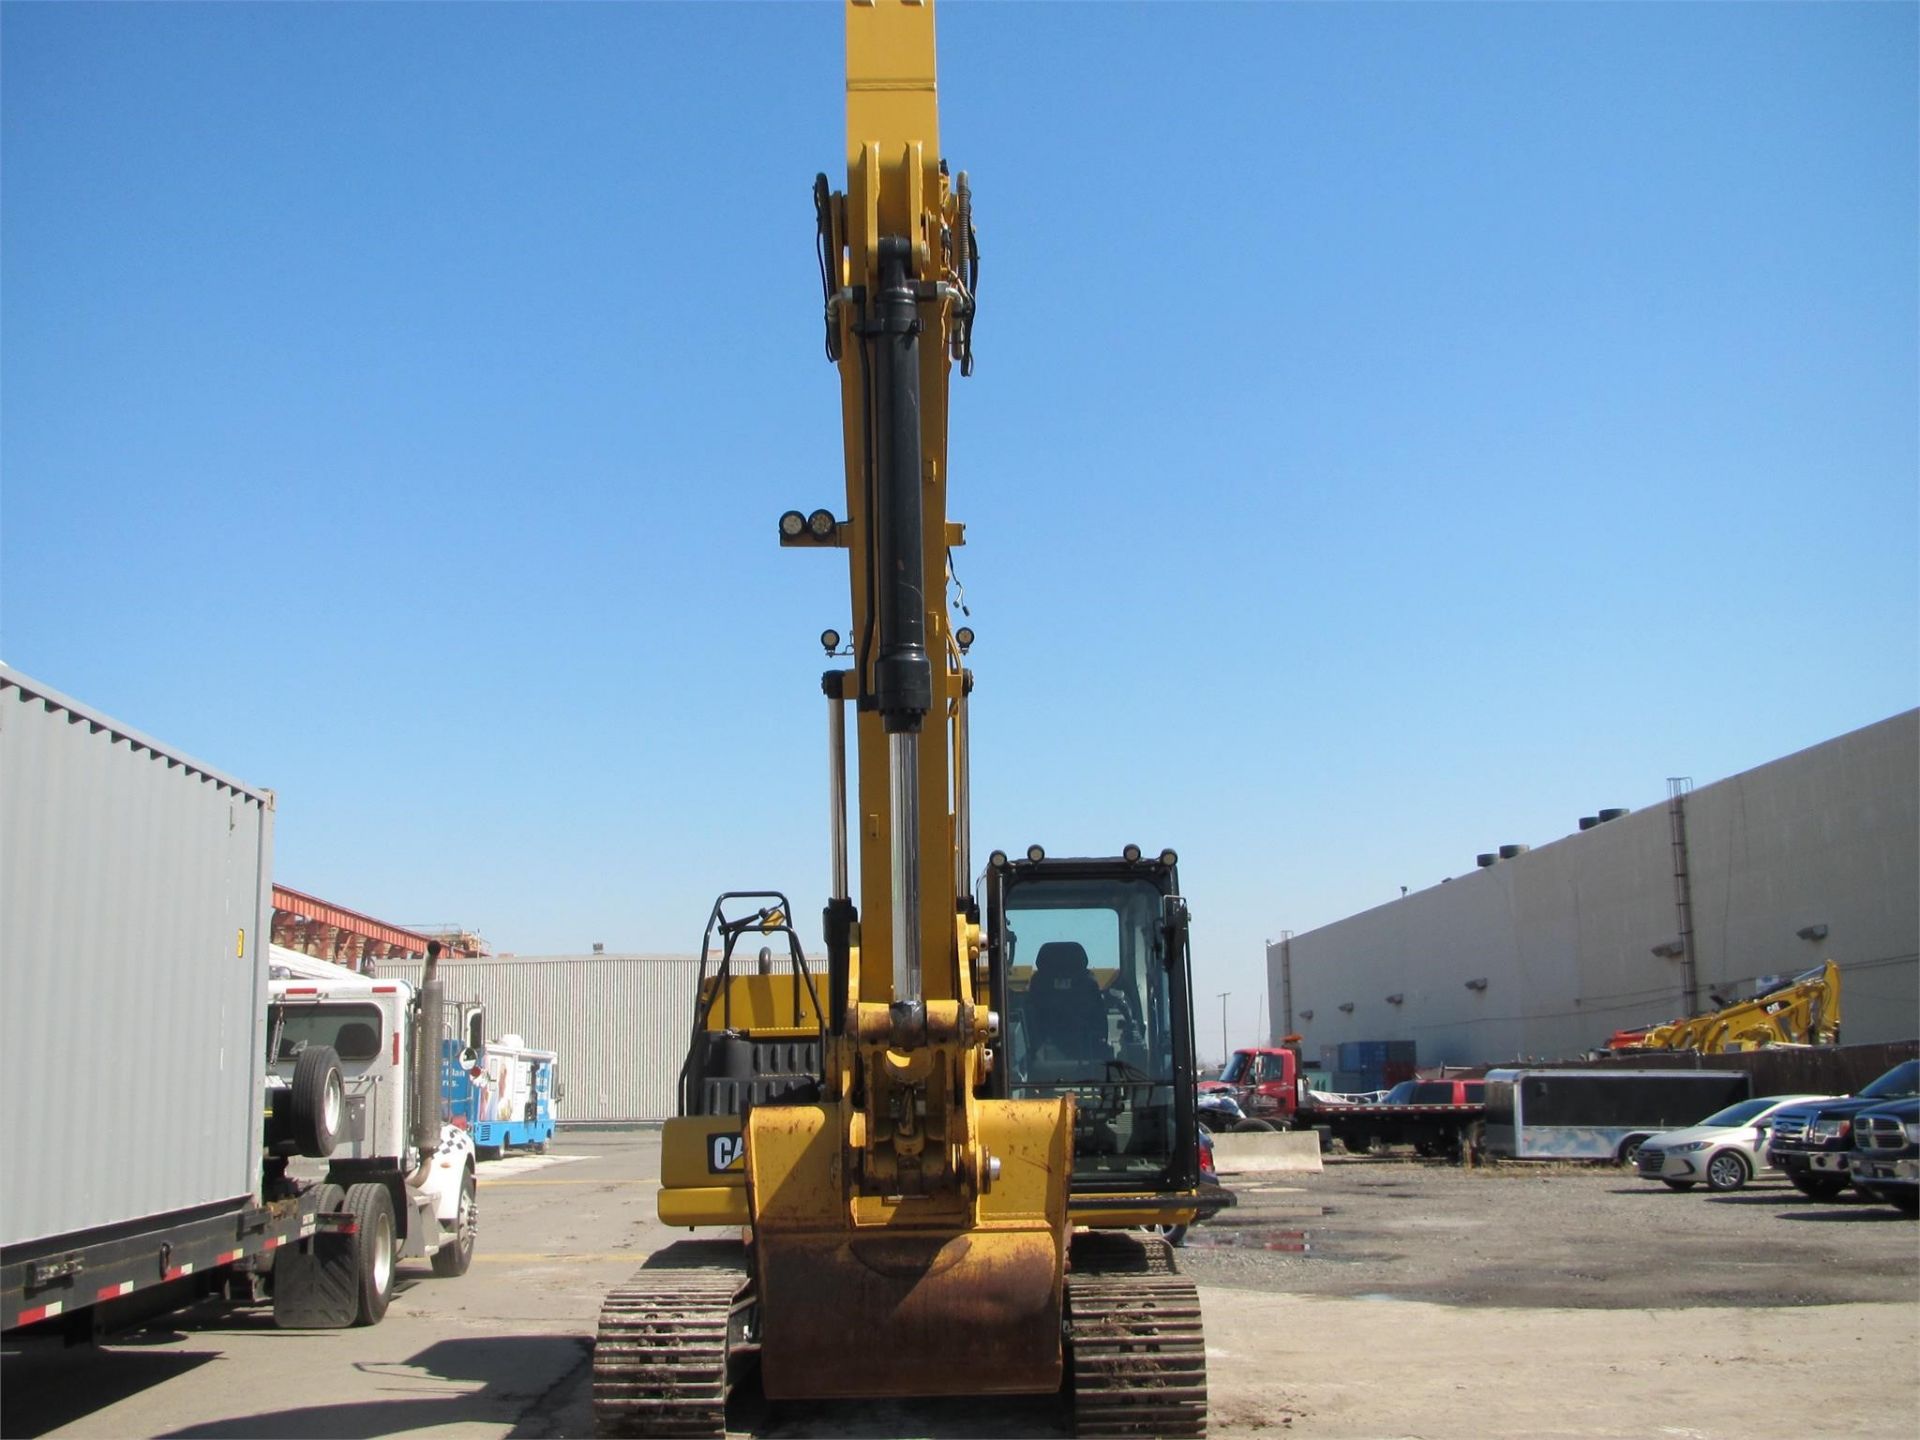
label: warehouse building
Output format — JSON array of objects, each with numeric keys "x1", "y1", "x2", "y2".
[
  {"x1": 374, "y1": 952, "x2": 700, "y2": 1123},
  {"x1": 1267, "y1": 710, "x2": 1918, "y2": 1067}
]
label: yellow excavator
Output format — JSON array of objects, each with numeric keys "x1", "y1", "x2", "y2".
[
  {"x1": 1605, "y1": 960, "x2": 1842, "y2": 1053},
  {"x1": 592, "y1": 4, "x2": 1210, "y2": 1436}
]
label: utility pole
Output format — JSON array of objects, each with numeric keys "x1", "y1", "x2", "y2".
[{"x1": 1217, "y1": 991, "x2": 1230, "y2": 1070}]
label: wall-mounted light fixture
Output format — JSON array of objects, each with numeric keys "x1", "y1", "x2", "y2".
[
  {"x1": 1337, "y1": 1001, "x2": 1355, "y2": 1014},
  {"x1": 1464, "y1": 977, "x2": 1489, "y2": 992},
  {"x1": 1650, "y1": 940, "x2": 1685, "y2": 959},
  {"x1": 1299, "y1": 1009, "x2": 1314, "y2": 1022},
  {"x1": 1385, "y1": 993, "x2": 1404, "y2": 1006},
  {"x1": 1795, "y1": 923, "x2": 1829, "y2": 942}
]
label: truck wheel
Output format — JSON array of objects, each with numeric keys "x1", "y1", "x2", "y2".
[
  {"x1": 1140, "y1": 1222, "x2": 1189, "y2": 1247},
  {"x1": 345, "y1": 1183, "x2": 396, "y2": 1324},
  {"x1": 1616, "y1": 1135, "x2": 1650, "y2": 1166},
  {"x1": 290, "y1": 1046, "x2": 345, "y2": 1158},
  {"x1": 1345, "y1": 1136, "x2": 1373, "y2": 1155},
  {"x1": 431, "y1": 1169, "x2": 477, "y2": 1277},
  {"x1": 1232, "y1": 1118, "x2": 1278, "y2": 1133},
  {"x1": 1788, "y1": 1173, "x2": 1848, "y2": 1201},
  {"x1": 1705, "y1": 1151, "x2": 1750, "y2": 1193}
]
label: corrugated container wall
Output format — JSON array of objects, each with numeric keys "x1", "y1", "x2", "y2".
[
  {"x1": 1, "y1": 668, "x2": 274, "y2": 1250},
  {"x1": 372, "y1": 954, "x2": 700, "y2": 1122}
]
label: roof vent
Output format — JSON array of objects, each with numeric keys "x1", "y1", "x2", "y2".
[
  {"x1": 1497, "y1": 843, "x2": 1529, "y2": 860},
  {"x1": 1475, "y1": 853, "x2": 1496, "y2": 868},
  {"x1": 1578, "y1": 816, "x2": 1600, "y2": 831},
  {"x1": 1597, "y1": 807, "x2": 1629, "y2": 823}
]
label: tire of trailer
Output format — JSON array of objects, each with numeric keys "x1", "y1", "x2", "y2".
[
  {"x1": 290, "y1": 1046, "x2": 345, "y2": 1158},
  {"x1": 1705, "y1": 1150, "x2": 1750, "y2": 1193},
  {"x1": 345, "y1": 1183, "x2": 396, "y2": 1325},
  {"x1": 1232, "y1": 1118, "x2": 1278, "y2": 1133},
  {"x1": 1345, "y1": 1136, "x2": 1372, "y2": 1155},
  {"x1": 1616, "y1": 1135, "x2": 1651, "y2": 1166},
  {"x1": 1662, "y1": 1179, "x2": 1695, "y2": 1191},
  {"x1": 431, "y1": 1168, "x2": 477, "y2": 1277}
]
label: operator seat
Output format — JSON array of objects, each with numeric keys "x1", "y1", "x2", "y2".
[{"x1": 1026, "y1": 941, "x2": 1111, "y2": 1062}]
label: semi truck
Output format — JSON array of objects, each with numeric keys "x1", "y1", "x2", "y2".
[
  {"x1": 0, "y1": 667, "x2": 363, "y2": 1334},
  {"x1": 266, "y1": 947, "x2": 480, "y2": 1319}
]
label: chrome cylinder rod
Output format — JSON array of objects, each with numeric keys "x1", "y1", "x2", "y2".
[
  {"x1": 889, "y1": 729, "x2": 922, "y2": 1005},
  {"x1": 827, "y1": 690, "x2": 849, "y2": 901},
  {"x1": 953, "y1": 680, "x2": 972, "y2": 903}
]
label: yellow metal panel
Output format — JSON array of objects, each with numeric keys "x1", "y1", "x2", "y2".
[
  {"x1": 658, "y1": 1185, "x2": 749, "y2": 1228},
  {"x1": 661, "y1": 1115, "x2": 747, "y2": 1184},
  {"x1": 696, "y1": 973, "x2": 823, "y2": 1033}
]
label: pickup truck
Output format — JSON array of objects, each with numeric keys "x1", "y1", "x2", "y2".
[
  {"x1": 1209, "y1": 1047, "x2": 1485, "y2": 1160},
  {"x1": 1846, "y1": 1097, "x2": 1919, "y2": 1215},
  {"x1": 1766, "y1": 1060, "x2": 1920, "y2": 1200}
]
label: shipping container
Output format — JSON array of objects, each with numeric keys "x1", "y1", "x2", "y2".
[
  {"x1": 374, "y1": 953, "x2": 700, "y2": 1122},
  {"x1": 1, "y1": 667, "x2": 273, "y2": 1252}
]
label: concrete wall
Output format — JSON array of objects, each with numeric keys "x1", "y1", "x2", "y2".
[
  {"x1": 373, "y1": 953, "x2": 700, "y2": 1122},
  {"x1": 1269, "y1": 710, "x2": 1918, "y2": 1066}
]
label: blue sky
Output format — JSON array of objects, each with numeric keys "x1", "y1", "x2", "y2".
[{"x1": 4, "y1": 2, "x2": 1914, "y2": 1059}]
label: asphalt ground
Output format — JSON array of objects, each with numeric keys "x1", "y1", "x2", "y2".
[{"x1": 2, "y1": 1132, "x2": 1915, "y2": 1439}]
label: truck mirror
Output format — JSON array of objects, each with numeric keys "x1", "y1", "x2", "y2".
[{"x1": 459, "y1": 1046, "x2": 479, "y2": 1069}]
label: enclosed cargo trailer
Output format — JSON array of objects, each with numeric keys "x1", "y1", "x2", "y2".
[{"x1": 1, "y1": 666, "x2": 355, "y2": 1333}]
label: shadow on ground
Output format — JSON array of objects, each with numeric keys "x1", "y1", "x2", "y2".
[
  {"x1": 0, "y1": 1345, "x2": 218, "y2": 1436},
  {"x1": 138, "y1": 1335, "x2": 590, "y2": 1439}
]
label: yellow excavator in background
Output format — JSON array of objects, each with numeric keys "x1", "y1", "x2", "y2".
[
  {"x1": 593, "y1": 4, "x2": 1211, "y2": 1436},
  {"x1": 1605, "y1": 960, "x2": 1842, "y2": 1053}
]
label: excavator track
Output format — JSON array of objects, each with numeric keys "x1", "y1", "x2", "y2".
[
  {"x1": 1066, "y1": 1231, "x2": 1207, "y2": 1438},
  {"x1": 593, "y1": 1249, "x2": 747, "y2": 1440}
]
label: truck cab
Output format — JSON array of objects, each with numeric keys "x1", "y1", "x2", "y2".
[
  {"x1": 1768, "y1": 1060, "x2": 1920, "y2": 1200},
  {"x1": 1215, "y1": 1046, "x2": 1302, "y2": 1126},
  {"x1": 264, "y1": 948, "x2": 478, "y2": 1320}
]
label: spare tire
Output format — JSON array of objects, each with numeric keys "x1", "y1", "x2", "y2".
[{"x1": 291, "y1": 1046, "x2": 345, "y2": 1158}]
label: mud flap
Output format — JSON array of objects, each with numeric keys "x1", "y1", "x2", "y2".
[{"x1": 271, "y1": 1231, "x2": 359, "y2": 1328}]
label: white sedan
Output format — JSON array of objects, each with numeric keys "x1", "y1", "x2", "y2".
[{"x1": 1635, "y1": 1094, "x2": 1837, "y2": 1193}]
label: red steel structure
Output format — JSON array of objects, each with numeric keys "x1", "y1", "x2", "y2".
[{"x1": 270, "y1": 884, "x2": 482, "y2": 972}]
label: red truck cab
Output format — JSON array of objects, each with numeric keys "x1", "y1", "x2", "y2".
[{"x1": 1213, "y1": 1046, "x2": 1301, "y2": 1125}]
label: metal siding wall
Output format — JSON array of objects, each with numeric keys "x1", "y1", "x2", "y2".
[
  {"x1": 2, "y1": 671, "x2": 272, "y2": 1250},
  {"x1": 1275, "y1": 710, "x2": 1920, "y2": 1067},
  {"x1": 372, "y1": 955, "x2": 700, "y2": 1122}
]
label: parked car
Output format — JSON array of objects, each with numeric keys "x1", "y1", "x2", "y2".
[
  {"x1": 1635, "y1": 1094, "x2": 1833, "y2": 1193},
  {"x1": 1768, "y1": 1061, "x2": 1920, "y2": 1200},
  {"x1": 1847, "y1": 1096, "x2": 1919, "y2": 1215}
]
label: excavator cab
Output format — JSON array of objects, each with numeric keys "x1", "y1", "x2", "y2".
[{"x1": 983, "y1": 848, "x2": 1204, "y2": 1220}]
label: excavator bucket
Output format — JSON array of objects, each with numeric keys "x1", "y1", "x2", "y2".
[{"x1": 745, "y1": 1097, "x2": 1073, "y2": 1400}]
